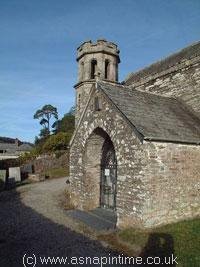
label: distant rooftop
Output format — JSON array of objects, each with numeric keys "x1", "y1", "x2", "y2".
[{"x1": 0, "y1": 137, "x2": 33, "y2": 156}]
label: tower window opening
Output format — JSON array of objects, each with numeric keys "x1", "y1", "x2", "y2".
[
  {"x1": 116, "y1": 64, "x2": 118, "y2": 82},
  {"x1": 78, "y1": 94, "x2": 81, "y2": 110},
  {"x1": 81, "y1": 62, "x2": 84, "y2": 81},
  {"x1": 91, "y1": 59, "x2": 97, "y2": 79},
  {"x1": 105, "y1": 60, "x2": 110, "y2": 79}
]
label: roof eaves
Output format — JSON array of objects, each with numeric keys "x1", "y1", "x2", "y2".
[{"x1": 144, "y1": 137, "x2": 200, "y2": 145}]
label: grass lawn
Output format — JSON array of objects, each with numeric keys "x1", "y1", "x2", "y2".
[
  {"x1": 43, "y1": 167, "x2": 69, "y2": 179},
  {"x1": 99, "y1": 217, "x2": 200, "y2": 267}
]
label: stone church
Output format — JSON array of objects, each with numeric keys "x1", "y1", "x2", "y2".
[{"x1": 69, "y1": 39, "x2": 200, "y2": 228}]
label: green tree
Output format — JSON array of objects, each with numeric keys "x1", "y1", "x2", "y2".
[
  {"x1": 68, "y1": 106, "x2": 75, "y2": 115},
  {"x1": 39, "y1": 128, "x2": 50, "y2": 138},
  {"x1": 34, "y1": 104, "x2": 58, "y2": 133},
  {"x1": 52, "y1": 106, "x2": 75, "y2": 134}
]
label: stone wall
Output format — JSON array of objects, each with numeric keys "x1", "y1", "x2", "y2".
[
  {"x1": 0, "y1": 158, "x2": 18, "y2": 170},
  {"x1": 130, "y1": 56, "x2": 200, "y2": 117},
  {"x1": 75, "y1": 81, "x2": 93, "y2": 126},
  {"x1": 21, "y1": 151, "x2": 69, "y2": 180},
  {"x1": 141, "y1": 142, "x2": 200, "y2": 228},
  {"x1": 70, "y1": 87, "x2": 200, "y2": 228},
  {"x1": 70, "y1": 88, "x2": 149, "y2": 228}
]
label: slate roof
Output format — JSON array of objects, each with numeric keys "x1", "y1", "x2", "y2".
[
  {"x1": 124, "y1": 41, "x2": 200, "y2": 85},
  {"x1": 99, "y1": 82, "x2": 200, "y2": 144},
  {"x1": 0, "y1": 142, "x2": 33, "y2": 152},
  {"x1": 0, "y1": 143, "x2": 16, "y2": 150},
  {"x1": 16, "y1": 143, "x2": 33, "y2": 151}
]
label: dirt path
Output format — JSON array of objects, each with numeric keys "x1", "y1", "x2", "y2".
[{"x1": 0, "y1": 178, "x2": 136, "y2": 267}]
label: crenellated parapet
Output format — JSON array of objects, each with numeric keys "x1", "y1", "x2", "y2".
[{"x1": 77, "y1": 39, "x2": 120, "y2": 62}]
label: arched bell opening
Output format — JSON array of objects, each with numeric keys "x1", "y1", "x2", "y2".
[
  {"x1": 104, "y1": 59, "x2": 110, "y2": 80},
  {"x1": 90, "y1": 59, "x2": 97, "y2": 79}
]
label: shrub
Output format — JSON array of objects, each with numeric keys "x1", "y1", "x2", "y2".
[
  {"x1": 18, "y1": 148, "x2": 39, "y2": 164},
  {"x1": 42, "y1": 132, "x2": 72, "y2": 152}
]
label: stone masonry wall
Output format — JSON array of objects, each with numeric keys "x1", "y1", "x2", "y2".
[
  {"x1": 21, "y1": 152, "x2": 69, "y2": 178},
  {"x1": 75, "y1": 81, "x2": 93, "y2": 126},
  {"x1": 70, "y1": 87, "x2": 200, "y2": 228},
  {"x1": 70, "y1": 88, "x2": 149, "y2": 228},
  {"x1": 142, "y1": 141, "x2": 200, "y2": 227},
  {"x1": 131, "y1": 56, "x2": 200, "y2": 117}
]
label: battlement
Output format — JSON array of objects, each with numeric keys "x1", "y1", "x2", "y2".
[{"x1": 77, "y1": 39, "x2": 120, "y2": 62}]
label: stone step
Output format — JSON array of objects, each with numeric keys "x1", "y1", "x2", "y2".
[{"x1": 66, "y1": 208, "x2": 117, "y2": 231}]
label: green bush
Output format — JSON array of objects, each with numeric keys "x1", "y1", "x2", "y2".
[
  {"x1": 42, "y1": 132, "x2": 72, "y2": 152},
  {"x1": 18, "y1": 132, "x2": 72, "y2": 165},
  {"x1": 18, "y1": 148, "x2": 39, "y2": 164}
]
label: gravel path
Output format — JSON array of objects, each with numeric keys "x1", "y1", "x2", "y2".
[{"x1": 0, "y1": 178, "x2": 137, "y2": 267}]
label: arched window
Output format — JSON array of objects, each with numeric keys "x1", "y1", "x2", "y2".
[
  {"x1": 115, "y1": 64, "x2": 118, "y2": 81},
  {"x1": 80, "y1": 62, "x2": 84, "y2": 80},
  {"x1": 78, "y1": 94, "x2": 81, "y2": 110},
  {"x1": 105, "y1": 59, "x2": 110, "y2": 79},
  {"x1": 91, "y1": 59, "x2": 97, "y2": 79}
]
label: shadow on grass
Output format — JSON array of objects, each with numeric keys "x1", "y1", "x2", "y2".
[{"x1": 140, "y1": 233, "x2": 176, "y2": 267}]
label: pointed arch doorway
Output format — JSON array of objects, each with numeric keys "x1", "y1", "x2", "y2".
[
  {"x1": 100, "y1": 138, "x2": 117, "y2": 210},
  {"x1": 83, "y1": 127, "x2": 117, "y2": 211}
]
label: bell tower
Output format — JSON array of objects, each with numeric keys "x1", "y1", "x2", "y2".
[{"x1": 74, "y1": 39, "x2": 120, "y2": 126}]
